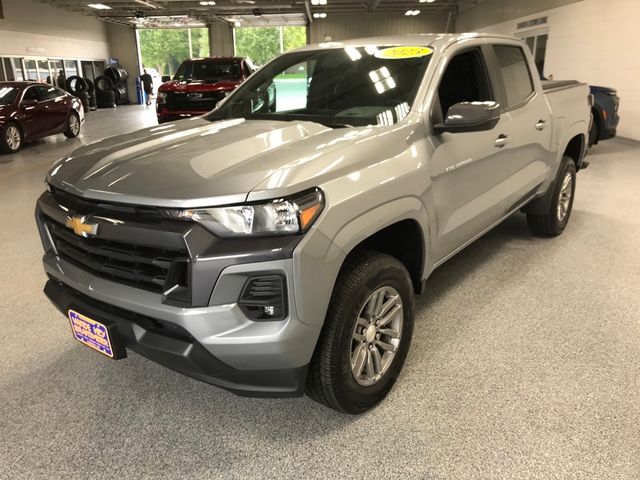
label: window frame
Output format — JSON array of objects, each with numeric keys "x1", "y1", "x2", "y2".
[
  {"x1": 430, "y1": 45, "x2": 497, "y2": 127},
  {"x1": 486, "y1": 43, "x2": 536, "y2": 112}
]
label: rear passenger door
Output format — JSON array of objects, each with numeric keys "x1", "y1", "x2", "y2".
[
  {"x1": 38, "y1": 86, "x2": 70, "y2": 133},
  {"x1": 488, "y1": 44, "x2": 553, "y2": 206}
]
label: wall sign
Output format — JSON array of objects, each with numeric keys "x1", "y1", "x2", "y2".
[{"x1": 517, "y1": 16, "x2": 548, "y2": 30}]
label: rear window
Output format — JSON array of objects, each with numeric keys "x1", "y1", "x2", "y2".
[
  {"x1": 174, "y1": 60, "x2": 241, "y2": 82},
  {"x1": 0, "y1": 86, "x2": 20, "y2": 105},
  {"x1": 494, "y1": 45, "x2": 534, "y2": 108}
]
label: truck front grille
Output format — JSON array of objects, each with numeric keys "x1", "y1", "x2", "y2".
[
  {"x1": 167, "y1": 91, "x2": 226, "y2": 112},
  {"x1": 45, "y1": 220, "x2": 189, "y2": 296}
]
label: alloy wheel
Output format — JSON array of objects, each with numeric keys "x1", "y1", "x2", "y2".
[
  {"x1": 557, "y1": 171, "x2": 573, "y2": 222},
  {"x1": 69, "y1": 114, "x2": 80, "y2": 135},
  {"x1": 6, "y1": 125, "x2": 21, "y2": 151},
  {"x1": 350, "y1": 286, "x2": 403, "y2": 387}
]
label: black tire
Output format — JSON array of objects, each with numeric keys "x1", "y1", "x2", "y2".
[
  {"x1": 306, "y1": 251, "x2": 415, "y2": 413},
  {"x1": 88, "y1": 93, "x2": 97, "y2": 110},
  {"x1": 66, "y1": 76, "x2": 88, "y2": 94},
  {"x1": 0, "y1": 122, "x2": 23, "y2": 154},
  {"x1": 588, "y1": 110, "x2": 599, "y2": 147},
  {"x1": 63, "y1": 112, "x2": 81, "y2": 138},
  {"x1": 96, "y1": 90, "x2": 116, "y2": 109},
  {"x1": 85, "y1": 78, "x2": 95, "y2": 94},
  {"x1": 527, "y1": 156, "x2": 577, "y2": 236},
  {"x1": 94, "y1": 75, "x2": 115, "y2": 94}
]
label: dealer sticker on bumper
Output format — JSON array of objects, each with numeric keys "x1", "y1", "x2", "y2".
[{"x1": 68, "y1": 309, "x2": 114, "y2": 358}]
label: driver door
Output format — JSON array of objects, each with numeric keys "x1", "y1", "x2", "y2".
[
  {"x1": 428, "y1": 46, "x2": 514, "y2": 263},
  {"x1": 18, "y1": 86, "x2": 48, "y2": 139}
]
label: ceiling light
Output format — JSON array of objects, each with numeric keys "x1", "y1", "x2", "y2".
[
  {"x1": 87, "y1": 3, "x2": 111, "y2": 9},
  {"x1": 313, "y1": 12, "x2": 327, "y2": 18},
  {"x1": 311, "y1": 0, "x2": 327, "y2": 5},
  {"x1": 405, "y1": 9, "x2": 421, "y2": 15},
  {"x1": 419, "y1": 0, "x2": 436, "y2": 3},
  {"x1": 234, "y1": 21, "x2": 241, "y2": 27},
  {"x1": 199, "y1": 1, "x2": 216, "y2": 5},
  {"x1": 134, "y1": 0, "x2": 161, "y2": 8}
]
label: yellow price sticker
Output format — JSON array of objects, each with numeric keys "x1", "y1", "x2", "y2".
[{"x1": 374, "y1": 46, "x2": 434, "y2": 60}]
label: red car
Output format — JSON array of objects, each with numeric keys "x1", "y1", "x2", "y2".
[
  {"x1": 0, "y1": 82, "x2": 84, "y2": 154},
  {"x1": 156, "y1": 57, "x2": 254, "y2": 124}
]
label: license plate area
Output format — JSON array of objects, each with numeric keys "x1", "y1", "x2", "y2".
[{"x1": 68, "y1": 309, "x2": 126, "y2": 359}]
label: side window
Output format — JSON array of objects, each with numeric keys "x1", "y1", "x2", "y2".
[
  {"x1": 23, "y1": 87, "x2": 39, "y2": 102},
  {"x1": 493, "y1": 45, "x2": 534, "y2": 108},
  {"x1": 437, "y1": 48, "x2": 493, "y2": 118},
  {"x1": 37, "y1": 86, "x2": 62, "y2": 101}
]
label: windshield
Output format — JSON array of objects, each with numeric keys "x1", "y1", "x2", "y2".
[
  {"x1": 208, "y1": 45, "x2": 433, "y2": 127},
  {"x1": 174, "y1": 60, "x2": 242, "y2": 82},
  {"x1": 0, "y1": 86, "x2": 19, "y2": 106}
]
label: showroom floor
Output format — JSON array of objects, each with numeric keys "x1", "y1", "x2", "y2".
[{"x1": 1, "y1": 106, "x2": 638, "y2": 479}]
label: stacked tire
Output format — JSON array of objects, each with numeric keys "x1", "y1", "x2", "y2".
[
  {"x1": 104, "y1": 66, "x2": 130, "y2": 106},
  {"x1": 66, "y1": 76, "x2": 90, "y2": 113},
  {"x1": 94, "y1": 76, "x2": 116, "y2": 109}
]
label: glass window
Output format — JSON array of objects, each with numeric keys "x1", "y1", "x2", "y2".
[
  {"x1": 4, "y1": 58, "x2": 25, "y2": 81},
  {"x1": 36, "y1": 85, "x2": 64, "y2": 101},
  {"x1": 0, "y1": 86, "x2": 20, "y2": 105},
  {"x1": 24, "y1": 59, "x2": 38, "y2": 81},
  {"x1": 81, "y1": 61, "x2": 95, "y2": 81},
  {"x1": 534, "y1": 34, "x2": 548, "y2": 76},
  {"x1": 437, "y1": 48, "x2": 493, "y2": 117},
  {"x1": 37, "y1": 60, "x2": 51, "y2": 83},
  {"x1": 49, "y1": 60, "x2": 66, "y2": 89},
  {"x1": 23, "y1": 86, "x2": 40, "y2": 102},
  {"x1": 64, "y1": 59, "x2": 78, "y2": 78},
  {"x1": 174, "y1": 60, "x2": 242, "y2": 81},
  {"x1": 494, "y1": 45, "x2": 534, "y2": 108},
  {"x1": 211, "y1": 45, "x2": 432, "y2": 127}
]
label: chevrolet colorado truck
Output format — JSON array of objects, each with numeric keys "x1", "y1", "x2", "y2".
[
  {"x1": 36, "y1": 34, "x2": 590, "y2": 413},
  {"x1": 156, "y1": 57, "x2": 254, "y2": 124}
]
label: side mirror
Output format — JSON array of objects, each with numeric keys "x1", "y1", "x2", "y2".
[
  {"x1": 433, "y1": 101, "x2": 501, "y2": 134},
  {"x1": 161, "y1": 75, "x2": 171, "y2": 83},
  {"x1": 21, "y1": 99, "x2": 38, "y2": 108}
]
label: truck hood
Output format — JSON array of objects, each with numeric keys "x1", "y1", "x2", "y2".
[
  {"x1": 46, "y1": 117, "x2": 411, "y2": 208},
  {"x1": 159, "y1": 80, "x2": 240, "y2": 93}
]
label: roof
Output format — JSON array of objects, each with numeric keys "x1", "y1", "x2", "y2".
[
  {"x1": 295, "y1": 33, "x2": 521, "y2": 52},
  {"x1": 0, "y1": 81, "x2": 40, "y2": 89}
]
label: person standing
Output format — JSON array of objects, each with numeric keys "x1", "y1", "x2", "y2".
[{"x1": 140, "y1": 69, "x2": 154, "y2": 106}]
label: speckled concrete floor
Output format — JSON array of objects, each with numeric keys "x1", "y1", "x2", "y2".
[{"x1": 1, "y1": 106, "x2": 638, "y2": 479}]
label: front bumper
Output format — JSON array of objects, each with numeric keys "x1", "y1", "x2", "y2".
[{"x1": 44, "y1": 277, "x2": 308, "y2": 397}]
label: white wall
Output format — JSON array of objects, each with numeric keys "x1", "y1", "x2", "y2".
[
  {"x1": 309, "y1": 13, "x2": 449, "y2": 44},
  {"x1": 0, "y1": 0, "x2": 109, "y2": 59},
  {"x1": 106, "y1": 23, "x2": 140, "y2": 103},
  {"x1": 463, "y1": 0, "x2": 640, "y2": 141}
]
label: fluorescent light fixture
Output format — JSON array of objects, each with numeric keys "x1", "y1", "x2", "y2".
[
  {"x1": 87, "y1": 3, "x2": 111, "y2": 9},
  {"x1": 199, "y1": 1, "x2": 216, "y2": 5},
  {"x1": 419, "y1": 0, "x2": 436, "y2": 3},
  {"x1": 311, "y1": 0, "x2": 327, "y2": 5},
  {"x1": 405, "y1": 9, "x2": 421, "y2": 15},
  {"x1": 312, "y1": 12, "x2": 327, "y2": 18}
]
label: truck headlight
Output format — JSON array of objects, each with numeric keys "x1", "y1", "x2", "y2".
[{"x1": 168, "y1": 188, "x2": 324, "y2": 237}]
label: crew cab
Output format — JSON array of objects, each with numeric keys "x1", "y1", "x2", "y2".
[
  {"x1": 36, "y1": 34, "x2": 590, "y2": 413},
  {"x1": 156, "y1": 57, "x2": 254, "y2": 124}
]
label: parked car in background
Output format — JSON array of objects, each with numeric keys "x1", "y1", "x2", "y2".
[
  {"x1": 156, "y1": 57, "x2": 255, "y2": 124},
  {"x1": 0, "y1": 82, "x2": 84, "y2": 154},
  {"x1": 589, "y1": 85, "x2": 620, "y2": 147}
]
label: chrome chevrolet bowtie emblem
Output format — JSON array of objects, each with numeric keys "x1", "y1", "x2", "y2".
[{"x1": 65, "y1": 215, "x2": 99, "y2": 237}]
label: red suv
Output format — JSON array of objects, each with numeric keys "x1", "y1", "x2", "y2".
[{"x1": 156, "y1": 57, "x2": 254, "y2": 124}]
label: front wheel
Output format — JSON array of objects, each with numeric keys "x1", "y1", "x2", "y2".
[
  {"x1": 63, "y1": 112, "x2": 81, "y2": 138},
  {"x1": 527, "y1": 155, "x2": 577, "y2": 236},
  {"x1": 306, "y1": 251, "x2": 415, "y2": 413},
  {"x1": 0, "y1": 123, "x2": 23, "y2": 154}
]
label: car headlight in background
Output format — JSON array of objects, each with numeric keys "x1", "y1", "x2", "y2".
[{"x1": 167, "y1": 188, "x2": 324, "y2": 237}]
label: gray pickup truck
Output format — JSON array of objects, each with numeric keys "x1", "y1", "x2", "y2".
[{"x1": 36, "y1": 34, "x2": 590, "y2": 413}]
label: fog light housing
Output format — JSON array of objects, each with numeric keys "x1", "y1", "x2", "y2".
[{"x1": 238, "y1": 274, "x2": 287, "y2": 321}]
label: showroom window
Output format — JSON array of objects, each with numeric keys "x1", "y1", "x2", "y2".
[
  {"x1": 234, "y1": 26, "x2": 307, "y2": 66},
  {"x1": 24, "y1": 59, "x2": 38, "y2": 81},
  {"x1": 2, "y1": 58, "x2": 25, "y2": 81},
  {"x1": 493, "y1": 45, "x2": 534, "y2": 108}
]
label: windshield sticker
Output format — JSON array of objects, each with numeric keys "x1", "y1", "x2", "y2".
[{"x1": 374, "y1": 46, "x2": 433, "y2": 60}]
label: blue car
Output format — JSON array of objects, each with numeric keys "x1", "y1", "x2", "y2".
[{"x1": 589, "y1": 85, "x2": 620, "y2": 147}]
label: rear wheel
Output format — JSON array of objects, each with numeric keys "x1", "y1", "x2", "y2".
[
  {"x1": 588, "y1": 111, "x2": 599, "y2": 147},
  {"x1": 63, "y1": 112, "x2": 81, "y2": 138},
  {"x1": 527, "y1": 155, "x2": 576, "y2": 236},
  {"x1": 306, "y1": 251, "x2": 415, "y2": 413},
  {"x1": 1, "y1": 123, "x2": 23, "y2": 154}
]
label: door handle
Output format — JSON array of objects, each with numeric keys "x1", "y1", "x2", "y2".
[
  {"x1": 494, "y1": 134, "x2": 509, "y2": 148},
  {"x1": 535, "y1": 120, "x2": 547, "y2": 130}
]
